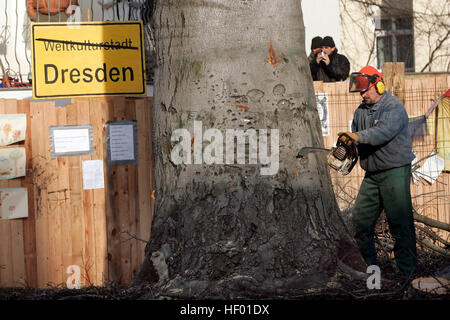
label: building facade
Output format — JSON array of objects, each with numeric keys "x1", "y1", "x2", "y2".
[{"x1": 340, "y1": 0, "x2": 450, "y2": 73}]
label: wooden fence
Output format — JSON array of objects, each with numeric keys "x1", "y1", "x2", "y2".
[
  {"x1": 0, "y1": 68, "x2": 448, "y2": 288},
  {"x1": 0, "y1": 97, "x2": 154, "y2": 288}
]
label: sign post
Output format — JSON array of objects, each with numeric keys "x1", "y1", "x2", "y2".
[{"x1": 31, "y1": 21, "x2": 147, "y2": 99}]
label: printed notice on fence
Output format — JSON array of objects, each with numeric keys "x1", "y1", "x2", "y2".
[
  {"x1": 82, "y1": 160, "x2": 104, "y2": 190},
  {"x1": 49, "y1": 125, "x2": 94, "y2": 158},
  {"x1": 109, "y1": 124, "x2": 134, "y2": 161},
  {"x1": 54, "y1": 128, "x2": 90, "y2": 153},
  {"x1": 106, "y1": 120, "x2": 138, "y2": 165}
]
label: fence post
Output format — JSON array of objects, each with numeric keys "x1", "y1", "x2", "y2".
[{"x1": 382, "y1": 62, "x2": 405, "y2": 104}]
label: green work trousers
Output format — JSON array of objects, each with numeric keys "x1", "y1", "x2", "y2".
[{"x1": 352, "y1": 164, "x2": 417, "y2": 274}]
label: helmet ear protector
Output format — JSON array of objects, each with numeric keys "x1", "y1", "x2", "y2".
[
  {"x1": 349, "y1": 72, "x2": 385, "y2": 95},
  {"x1": 374, "y1": 78, "x2": 385, "y2": 95}
]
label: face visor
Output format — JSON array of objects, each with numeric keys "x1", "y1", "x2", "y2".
[{"x1": 349, "y1": 72, "x2": 376, "y2": 93}]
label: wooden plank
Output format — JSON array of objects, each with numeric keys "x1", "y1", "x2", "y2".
[
  {"x1": 29, "y1": 101, "x2": 47, "y2": 287},
  {"x1": 113, "y1": 97, "x2": 131, "y2": 284},
  {"x1": 65, "y1": 102, "x2": 85, "y2": 286},
  {"x1": 10, "y1": 219, "x2": 26, "y2": 287},
  {"x1": 1, "y1": 181, "x2": 21, "y2": 288},
  {"x1": 104, "y1": 97, "x2": 122, "y2": 283},
  {"x1": 422, "y1": 77, "x2": 439, "y2": 224},
  {"x1": 434, "y1": 75, "x2": 450, "y2": 239},
  {"x1": 88, "y1": 97, "x2": 108, "y2": 286},
  {"x1": 103, "y1": 98, "x2": 118, "y2": 283},
  {"x1": 4, "y1": 99, "x2": 26, "y2": 287},
  {"x1": 18, "y1": 99, "x2": 38, "y2": 288},
  {"x1": 77, "y1": 98, "x2": 96, "y2": 286},
  {"x1": 42, "y1": 103, "x2": 63, "y2": 287},
  {"x1": 107, "y1": 131, "x2": 122, "y2": 281},
  {"x1": 136, "y1": 99, "x2": 152, "y2": 267},
  {"x1": 382, "y1": 62, "x2": 405, "y2": 104},
  {"x1": 34, "y1": 102, "x2": 53, "y2": 288},
  {"x1": 55, "y1": 106, "x2": 72, "y2": 286},
  {"x1": 323, "y1": 82, "x2": 335, "y2": 149},
  {"x1": 125, "y1": 101, "x2": 139, "y2": 281},
  {"x1": 0, "y1": 100, "x2": 16, "y2": 287},
  {"x1": 0, "y1": 220, "x2": 13, "y2": 287},
  {"x1": 412, "y1": 77, "x2": 430, "y2": 221}
]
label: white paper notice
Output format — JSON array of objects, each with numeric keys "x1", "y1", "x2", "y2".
[
  {"x1": 109, "y1": 125, "x2": 134, "y2": 161},
  {"x1": 0, "y1": 188, "x2": 28, "y2": 220},
  {"x1": 82, "y1": 160, "x2": 104, "y2": 190},
  {"x1": 415, "y1": 154, "x2": 445, "y2": 184},
  {"x1": 54, "y1": 128, "x2": 90, "y2": 153}
]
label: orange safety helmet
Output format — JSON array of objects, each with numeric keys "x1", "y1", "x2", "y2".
[{"x1": 349, "y1": 66, "x2": 385, "y2": 94}]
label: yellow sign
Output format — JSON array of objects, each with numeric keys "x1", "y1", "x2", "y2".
[{"x1": 31, "y1": 21, "x2": 146, "y2": 99}]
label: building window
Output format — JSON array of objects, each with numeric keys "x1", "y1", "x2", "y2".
[{"x1": 375, "y1": 0, "x2": 415, "y2": 72}]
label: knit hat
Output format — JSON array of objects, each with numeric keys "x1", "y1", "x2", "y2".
[
  {"x1": 321, "y1": 36, "x2": 335, "y2": 47},
  {"x1": 311, "y1": 36, "x2": 323, "y2": 50}
]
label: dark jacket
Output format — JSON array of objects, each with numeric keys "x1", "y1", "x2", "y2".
[
  {"x1": 351, "y1": 92, "x2": 415, "y2": 172},
  {"x1": 307, "y1": 51, "x2": 316, "y2": 64},
  {"x1": 310, "y1": 49, "x2": 350, "y2": 82}
]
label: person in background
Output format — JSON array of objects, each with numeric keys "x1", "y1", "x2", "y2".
[
  {"x1": 308, "y1": 36, "x2": 323, "y2": 64},
  {"x1": 310, "y1": 36, "x2": 350, "y2": 82},
  {"x1": 342, "y1": 65, "x2": 417, "y2": 276},
  {"x1": 27, "y1": 0, "x2": 79, "y2": 22}
]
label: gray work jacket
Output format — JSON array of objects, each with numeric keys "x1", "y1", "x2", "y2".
[{"x1": 351, "y1": 92, "x2": 415, "y2": 172}]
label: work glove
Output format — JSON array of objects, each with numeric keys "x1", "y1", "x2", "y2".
[{"x1": 337, "y1": 131, "x2": 359, "y2": 143}]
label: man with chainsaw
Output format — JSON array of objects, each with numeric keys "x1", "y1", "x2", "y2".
[{"x1": 341, "y1": 66, "x2": 417, "y2": 276}]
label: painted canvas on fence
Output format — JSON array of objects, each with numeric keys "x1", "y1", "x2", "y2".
[
  {"x1": 0, "y1": 147, "x2": 26, "y2": 179},
  {"x1": 0, "y1": 188, "x2": 28, "y2": 220},
  {"x1": 0, "y1": 114, "x2": 26, "y2": 146}
]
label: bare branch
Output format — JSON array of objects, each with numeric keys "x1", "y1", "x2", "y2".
[
  {"x1": 420, "y1": 29, "x2": 450, "y2": 72},
  {"x1": 120, "y1": 230, "x2": 149, "y2": 244},
  {"x1": 414, "y1": 211, "x2": 450, "y2": 232},
  {"x1": 419, "y1": 239, "x2": 450, "y2": 257},
  {"x1": 415, "y1": 224, "x2": 450, "y2": 247}
]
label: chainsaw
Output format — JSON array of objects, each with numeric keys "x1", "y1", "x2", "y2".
[{"x1": 296, "y1": 133, "x2": 358, "y2": 176}]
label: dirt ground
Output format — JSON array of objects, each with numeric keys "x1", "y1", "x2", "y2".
[{"x1": 0, "y1": 247, "x2": 448, "y2": 301}]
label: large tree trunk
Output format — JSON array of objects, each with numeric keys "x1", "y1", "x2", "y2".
[{"x1": 134, "y1": 0, "x2": 365, "y2": 297}]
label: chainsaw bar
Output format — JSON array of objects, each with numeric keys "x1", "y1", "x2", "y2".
[
  {"x1": 296, "y1": 147, "x2": 331, "y2": 159},
  {"x1": 296, "y1": 133, "x2": 358, "y2": 176}
]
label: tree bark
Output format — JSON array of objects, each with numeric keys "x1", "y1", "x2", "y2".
[{"x1": 134, "y1": 0, "x2": 365, "y2": 298}]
